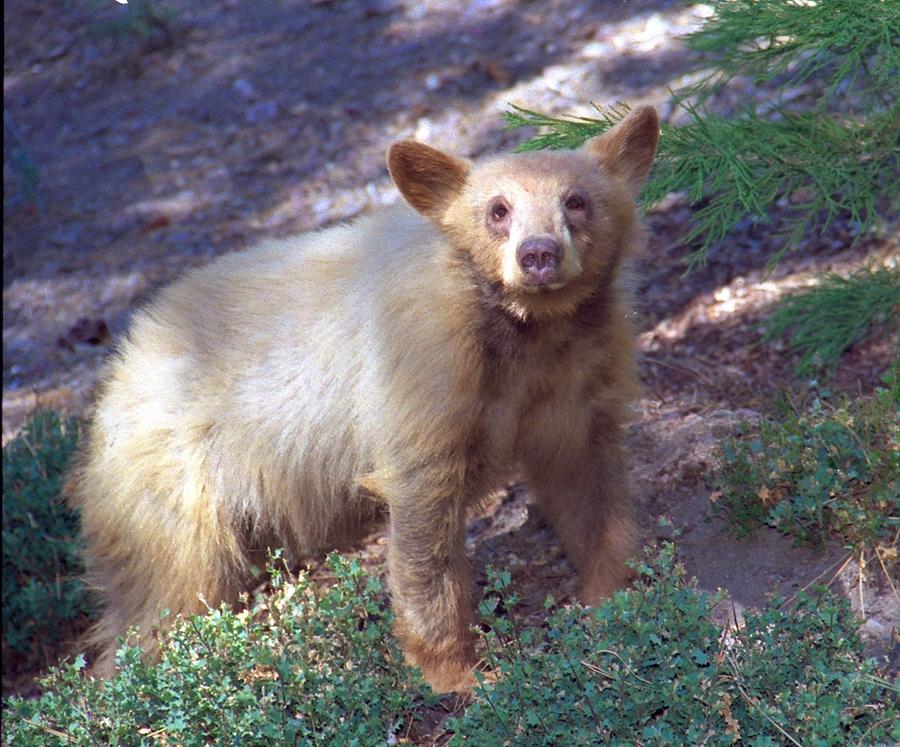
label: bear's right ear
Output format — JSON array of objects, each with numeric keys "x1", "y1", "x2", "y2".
[{"x1": 388, "y1": 140, "x2": 471, "y2": 220}]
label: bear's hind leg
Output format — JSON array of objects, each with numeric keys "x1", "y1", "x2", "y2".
[{"x1": 74, "y1": 472, "x2": 252, "y2": 676}]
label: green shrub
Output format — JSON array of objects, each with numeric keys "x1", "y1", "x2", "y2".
[
  {"x1": 3, "y1": 112, "x2": 40, "y2": 210},
  {"x1": 3, "y1": 554, "x2": 435, "y2": 746},
  {"x1": 712, "y1": 370, "x2": 899, "y2": 556},
  {"x1": 4, "y1": 411, "x2": 895, "y2": 744},
  {"x1": 452, "y1": 543, "x2": 898, "y2": 745},
  {"x1": 2, "y1": 412, "x2": 92, "y2": 670},
  {"x1": 5, "y1": 544, "x2": 895, "y2": 745},
  {"x1": 765, "y1": 265, "x2": 900, "y2": 377}
]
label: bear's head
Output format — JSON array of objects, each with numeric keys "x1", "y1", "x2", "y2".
[{"x1": 388, "y1": 106, "x2": 659, "y2": 322}]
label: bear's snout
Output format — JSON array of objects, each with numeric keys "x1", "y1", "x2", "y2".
[{"x1": 516, "y1": 236, "x2": 562, "y2": 285}]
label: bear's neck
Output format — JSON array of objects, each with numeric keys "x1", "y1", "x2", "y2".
[{"x1": 454, "y1": 249, "x2": 621, "y2": 376}]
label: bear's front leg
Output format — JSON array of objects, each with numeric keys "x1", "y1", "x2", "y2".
[
  {"x1": 386, "y1": 495, "x2": 477, "y2": 693},
  {"x1": 524, "y1": 408, "x2": 638, "y2": 605}
]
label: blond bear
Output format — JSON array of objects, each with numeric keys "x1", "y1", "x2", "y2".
[{"x1": 68, "y1": 106, "x2": 660, "y2": 692}]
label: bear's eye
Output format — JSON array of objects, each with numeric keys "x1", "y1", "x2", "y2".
[
  {"x1": 490, "y1": 201, "x2": 510, "y2": 221},
  {"x1": 565, "y1": 194, "x2": 587, "y2": 212}
]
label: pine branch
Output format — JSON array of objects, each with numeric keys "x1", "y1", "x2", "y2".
[
  {"x1": 765, "y1": 267, "x2": 900, "y2": 376},
  {"x1": 652, "y1": 102, "x2": 899, "y2": 270},
  {"x1": 680, "y1": 0, "x2": 900, "y2": 106},
  {"x1": 503, "y1": 103, "x2": 629, "y2": 151},
  {"x1": 503, "y1": 0, "x2": 900, "y2": 270}
]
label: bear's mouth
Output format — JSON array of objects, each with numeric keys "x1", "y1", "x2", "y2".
[{"x1": 519, "y1": 279, "x2": 567, "y2": 293}]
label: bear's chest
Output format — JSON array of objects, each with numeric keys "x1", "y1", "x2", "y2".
[{"x1": 475, "y1": 331, "x2": 590, "y2": 473}]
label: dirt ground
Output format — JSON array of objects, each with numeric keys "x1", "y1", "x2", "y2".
[{"x1": 4, "y1": 0, "x2": 897, "y2": 704}]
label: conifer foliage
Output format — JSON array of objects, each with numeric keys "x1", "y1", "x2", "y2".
[{"x1": 506, "y1": 0, "x2": 899, "y2": 270}]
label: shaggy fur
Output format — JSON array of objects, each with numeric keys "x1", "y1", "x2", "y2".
[{"x1": 68, "y1": 106, "x2": 660, "y2": 692}]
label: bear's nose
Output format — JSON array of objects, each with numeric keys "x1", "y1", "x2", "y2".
[{"x1": 516, "y1": 236, "x2": 562, "y2": 284}]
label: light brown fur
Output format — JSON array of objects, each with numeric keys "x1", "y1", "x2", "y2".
[{"x1": 68, "y1": 107, "x2": 660, "y2": 691}]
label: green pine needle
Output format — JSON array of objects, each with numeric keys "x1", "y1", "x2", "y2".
[
  {"x1": 679, "y1": 0, "x2": 900, "y2": 106},
  {"x1": 765, "y1": 266, "x2": 900, "y2": 377}
]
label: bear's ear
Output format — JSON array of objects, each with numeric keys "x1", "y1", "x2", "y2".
[
  {"x1": 586, "y1": 106, "x2": 659, "y2": 197},
  {"x1": 388, "y1": 140, "x2": 471, "y2": 220}
]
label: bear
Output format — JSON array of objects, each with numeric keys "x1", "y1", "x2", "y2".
[{"x1": 67, "y1": 105, "x2": 659, "y2": 692}]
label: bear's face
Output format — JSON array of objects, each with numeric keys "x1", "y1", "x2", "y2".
[
  {"x1": 389, "y1": 106, "x2": 659, "y2": 321},
  {"x1": 451, "y1": 151, "x2": 627, "y2": 302}
]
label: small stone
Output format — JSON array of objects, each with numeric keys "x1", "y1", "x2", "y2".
[
  {"x1": 860, "y1": 618, "x2": 887, "y2": 639},
  {"x1": 232, "y1": 78, "x2": 256, "y2": 98},
  {"x1": 245, "y1": 101, "x2": 279, "y2": 125}
]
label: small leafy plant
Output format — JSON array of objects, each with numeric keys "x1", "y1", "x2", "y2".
[
  {"x1": 2, "y1": 412, "x2": 92, "y2": 673},
  {"x1": 452, "y1": 542, "x2": 898, "y2": 745},
  {"x1": 712, "y1": 370, "x2": 899, "y2": 563},
  {"x1": 3, "y1": 554, "x2": 435, "y2": 745},
  {"x1": 89, "y1": 0, "x2": 175, "y2": 44},
  {"x1": 3, "y1": 112, "x2": 40, "y2": 211}
]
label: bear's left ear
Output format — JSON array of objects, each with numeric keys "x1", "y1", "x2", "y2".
[
  {"x1": 586, "y1": 106, "x2": 659, "y2": 197},
  {"x1": 388, "y1": 140, "x2": 471, "y2": 220}
]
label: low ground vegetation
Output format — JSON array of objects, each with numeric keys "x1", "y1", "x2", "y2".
[
  {"x1": 2, "y1": 412, "x2": 91, "y2": 676},
  {"x1": 712, "y1": 365, "x2": 899, "y2": 566},
  {"x1": 4, "y1": 546, "x2": 897, "y2": 745},
  {"x1": 454, "y1": 543, "x2": 898, "y2": 746}
]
